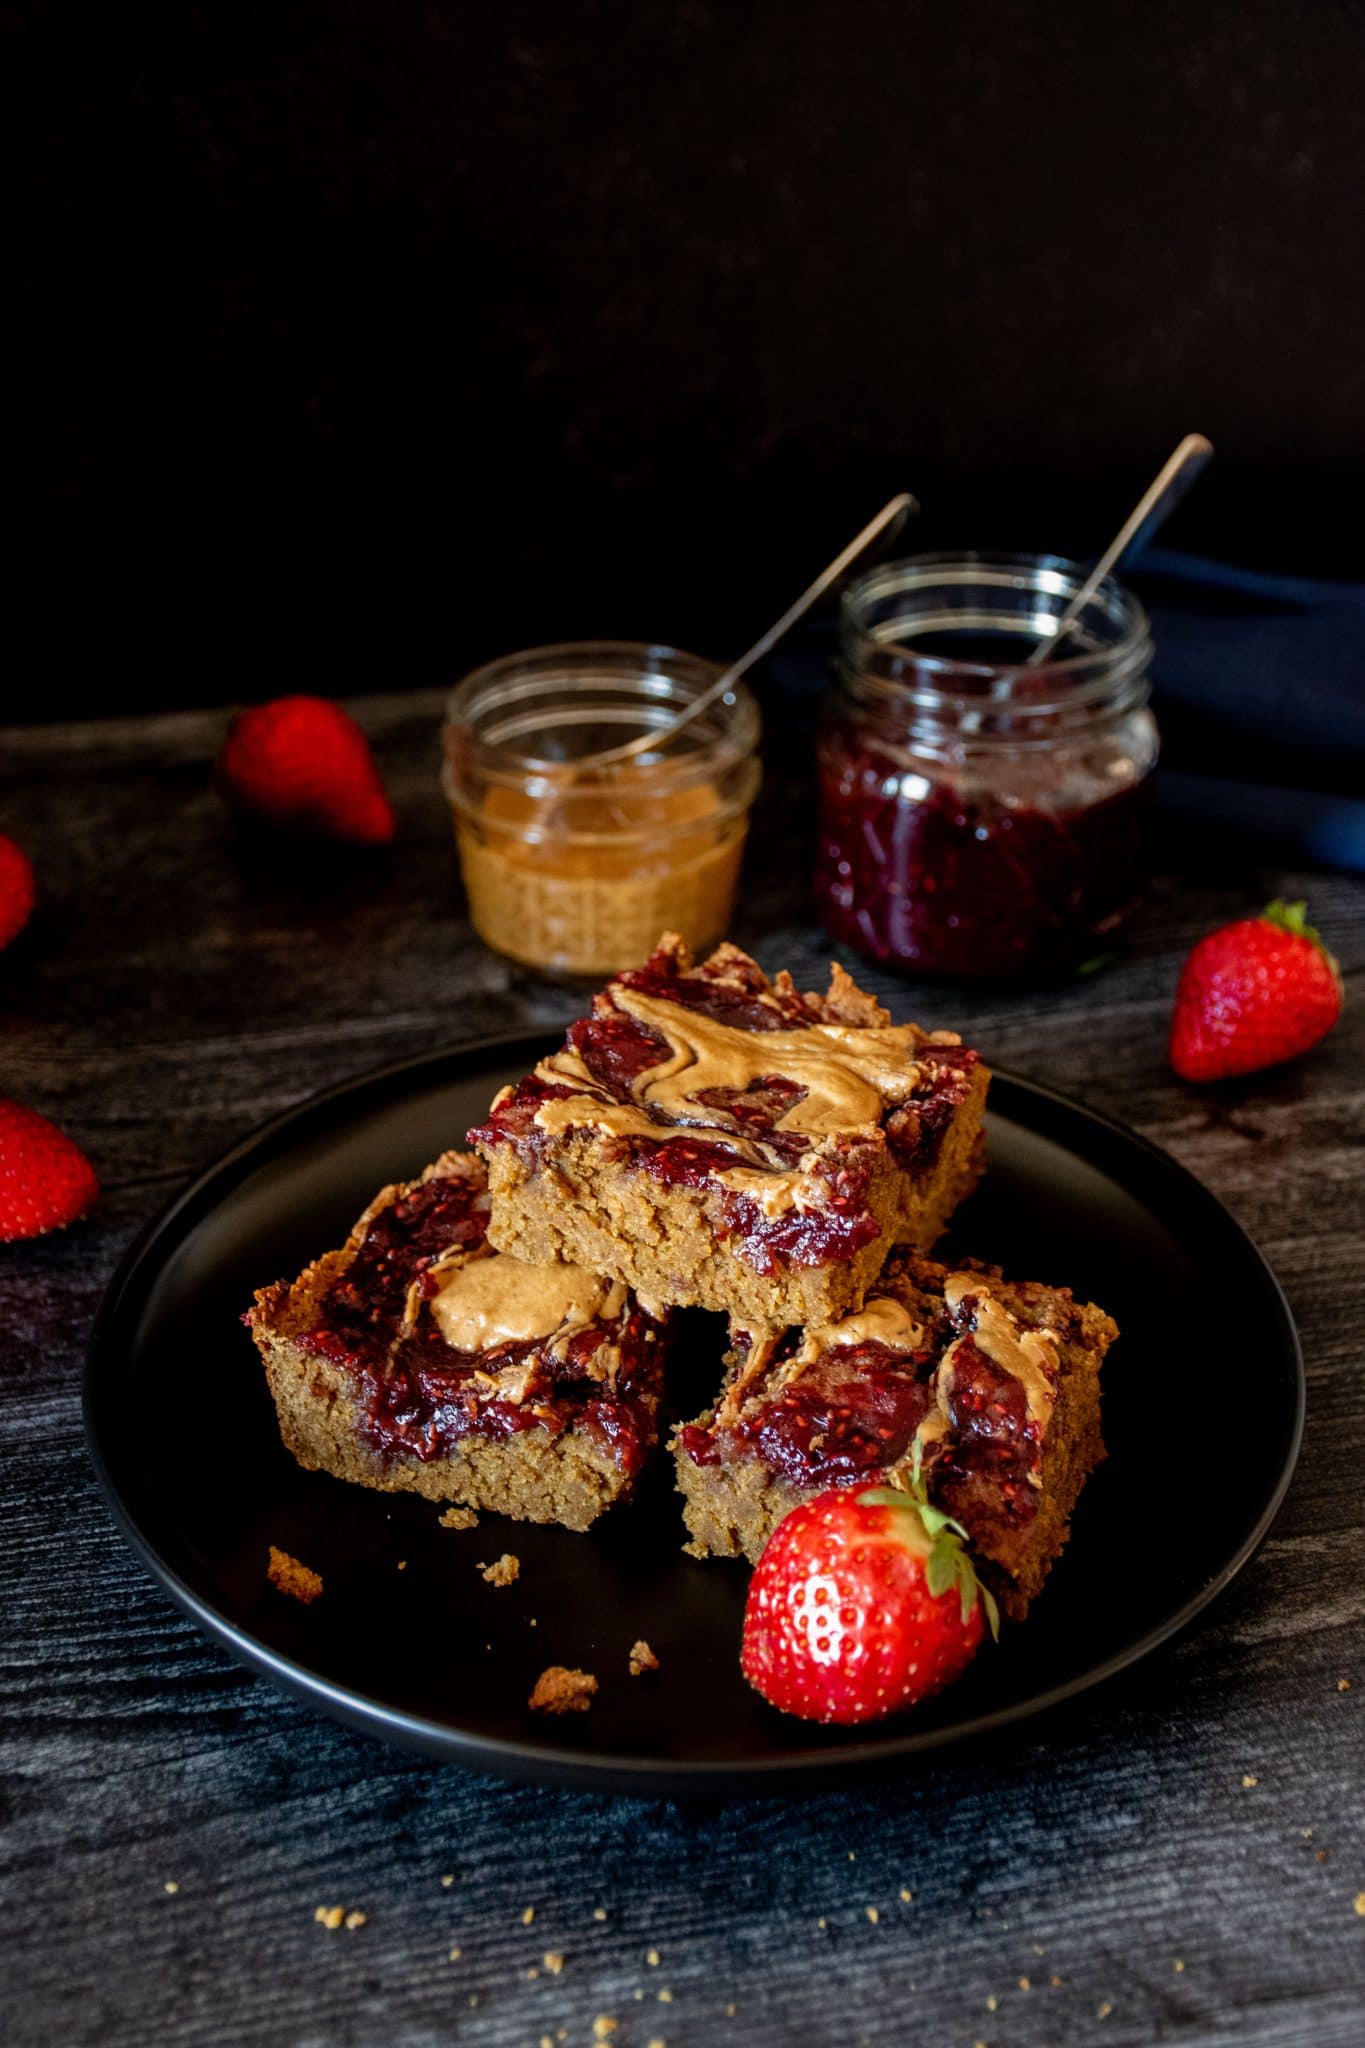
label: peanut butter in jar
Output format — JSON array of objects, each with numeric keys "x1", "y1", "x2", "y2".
[{"x1": 443, "y1": 643, "x2": 761, "y2": 977}]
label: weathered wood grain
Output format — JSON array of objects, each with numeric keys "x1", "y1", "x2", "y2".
[{"x1": 1, "y1": 694, "x2": 1362, "y2": 2048}]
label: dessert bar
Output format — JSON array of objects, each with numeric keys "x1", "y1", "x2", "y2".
[
  {"x1": 469, "y1": 934, "x2": 988, "y2": 1328},
  {"x1": 248, "y1": 1151, "x2": 668, "y2": 1531},
  {"x1": 674, "y1": 1252, "x2": 1116, "y2": 1618}
]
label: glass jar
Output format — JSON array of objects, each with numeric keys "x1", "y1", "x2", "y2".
[
  {"x1": 444, "y1": 642, "x2": 761, "y2": 977},
  {"x1": 814, "y1": 553, "x2": 1159, "y2": 980}
]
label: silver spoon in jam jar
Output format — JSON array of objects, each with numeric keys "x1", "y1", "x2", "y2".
[
  {"x1": 573, "y1": 492, "x2": 919, "y2": 774},
  {"x1": 1023, "y1": 432, "x2": 1213, "y2": 668}
]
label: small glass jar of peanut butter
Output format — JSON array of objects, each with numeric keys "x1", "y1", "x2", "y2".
[{"x1": 443, "y1": 642, "x2": 761, "y2": 977}]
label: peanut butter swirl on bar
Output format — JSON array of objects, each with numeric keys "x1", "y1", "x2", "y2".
[{"x1": 516, "y1": 944, "x2": 966, "y2": 1222}]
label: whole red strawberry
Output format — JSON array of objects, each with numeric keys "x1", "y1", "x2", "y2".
[
  {"x1": 741, "y1": 1473, "x2": 998, "y2": 1725},
  {"x1": 217, "y1": 696, "x2": 395, "y2": 844},
  {"x1": 1169, "y1": 899, "x2": 1343, "y2": 1083},
  {"x1": 0, "y1": 1100, "x2": 100, "y2": 1241},
  {"x1": 0, "y1": 833, "x2": 36, "y2": 952}
]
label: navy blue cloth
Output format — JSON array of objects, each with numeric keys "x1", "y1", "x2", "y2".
[
  {"x1": 1132, "y1": 549, "x2": 1365, "y2": 764},
  {"x1": 1130, "y1": 549, "x2": 1365, "y2": 874}
]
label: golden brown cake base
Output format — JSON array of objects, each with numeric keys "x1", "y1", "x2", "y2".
[
  {"x1": 248, "y1": 1152, "x2": 667, "y2": 1533},
  {"x1": 253, "y1": 1248, "x2": 640, "y2": 1531},
  {"x1": 470, "y1": 933, "x2": 990, "y2": 1326},
  {"x1": 482, "y1": 1109, "x2": 987, "y2": 1331}
]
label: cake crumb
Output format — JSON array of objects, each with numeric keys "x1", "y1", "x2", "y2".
[
  {"x1": 1242, "y1": 1774, "x2": 1259, "y2": 1788},
  {"x1": 344, "y1": 1911, "x2": 366, "y2": 1930},
  {"x1": 593, "y1": 1908, "x2": 608, "y2": 1922},
  {"x1": 480, "y1": 1553, "x2": 521, "y2": 1587},
  {"x1": 441, "y1": 1874, "x2": 455, "y2": 1887},
  {"x1": 396, "y1": 1560, "x2": 406, "y2": 1571},
  {"x1": 162, "y1": 1881, "x2": 179, "y2": 1895},
  {"x1": 647, "y1": 1949, "x2": 661, "y2": 1967},
  {"x1": 1354, "y1": 1893, "x2": 1365, "y2": 1916},
  {"x1": 541, "y1": 2037, "x2": 554, "y2": 2048},
  {"x1": 866, "y1": 1906, "x2": 879, "y2": 1925},
  {"x1": 657, "y1": 1988, "x2": 673, "y2": 2003},
  {"x1": 1316, "y1": 1849, "x2": 1329, "y2": 1863},
  {"x1": 629, "y1": 1639, "x2": 660, "y2": 1676},
  {"x1": 1337, "y1": 1677, "x2": 1351, "y2": 1692},
  {"x1": 817, "y1": 1918, "x2": 827, "y2": 1930},
  {"x1": 1050, "y1": 1974, "x2": 1064, "y2": 1987},
  {"x1": 594, "y1": 2020, "x2": 617, "y2": 2041},
  {"x1": 1303, "y1": 1828, "x2": 1313, "y2": 1839},
  {"x1": 1031, "y1": 1942, "x2": 1046, "y2": 1955},
  {"x1": 269, "y1": 1546, "x2": 323, "y2": 1604},
  {"x1": 649, "y1": 2039, "x2": 666, "y2": 2048},
  {"x1": 1098, "y1": 2001, "x2": 1114, "y2": 2019},
  {"x1": 1173, "y1": 1960, "x2": 1185, "y2": 1973},
  {"x1": 314, "y1": 1906, "x2": 345, "y2": 1931},
  {"x1": 725, "y1": 2006, "x2": 736, "y2": 2018},
  {"x1": 543, "y1": 1951, "x2": 565, "y2": 1974},
  {"x1": 986, "y1": 1997, "x2": 998, "y2": 2012},
  {"x1": 529, "y1": 1666, "x2": 598, "y2": 1714},
  {"x1": 440, "y1": 1506, "x2": 479, "y2": 1531},
  {"x1": 521, "y1": 1906, "x2": 535, "y2": 1925},
  {"x1": 448, "y1": 1947, "x2": 462, "y2": 1961},
  {"x1": 899, "y1": 1888, "x2": 912, "y2": 1902},
  {"x1": 1018, "y1": 1976, "x2": 1031, "y2": 1992}
]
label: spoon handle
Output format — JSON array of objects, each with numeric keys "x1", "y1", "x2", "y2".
[
  {"x1": 579, "y1": 492, "x2": 918, "y2": 771},
  {"x1": 1024, "y1": 433, "x2": 1213, "y2": 668}
]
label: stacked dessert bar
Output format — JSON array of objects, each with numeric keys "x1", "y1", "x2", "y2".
[{"x1": 250, "y1": 935, "x2": 1116, "y2": 1615}]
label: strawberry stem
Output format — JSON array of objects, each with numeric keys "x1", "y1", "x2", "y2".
[
  {"x1": 856, "y1": 1463, "x2": 1001, "y2": 1642},
  {"x1": 1262, "y1": 899, "x2": 1319, "y2": 947}
]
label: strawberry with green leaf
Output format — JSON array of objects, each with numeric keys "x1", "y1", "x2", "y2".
[
  {"x1": 1169, "y1": 899, "x2": 1343, "y2": 1083},
  {"x1": 740, "y1": 1449, "x2": 998, "y2": 1725}
]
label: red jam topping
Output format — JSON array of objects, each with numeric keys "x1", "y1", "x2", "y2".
[
  {"x1": 682, "y1": 1343, "x2": 933, "y2": 1486},
  {"x1": 298, "y1": 1173, "x2": 660, "y2": 1473},
  {"x1": 814, "y1": 722, "x2": 1151, "y2": 980},
  {"x1": 680, "y1": 1312, "x2": 1045, "y2": 1532}
]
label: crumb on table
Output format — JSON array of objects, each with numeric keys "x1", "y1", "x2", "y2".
[
  {"x1": 439, "y1": 1506, "x2": 480, "y2": 1531},
  {"x1": 268, "y1": 1546, "x2": 323, "y2": 1604},
  {"x1": 629, "y1": 1639, "x2": 660, "y2": 1677},
  {"x1": 479, "y1": 1553, "x2": 521, "y2": 1586},
  {"x1": 529, "y1": 1666, "x2": 598, "y2": 1714}
]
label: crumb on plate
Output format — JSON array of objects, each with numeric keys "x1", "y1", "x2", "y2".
[
  {"x1": 529, "y1": 1666, "x2": 598, "y2": 1714},
  {"x1": 269, "y1": 1546, "x2": 323, "y2": 1604}
]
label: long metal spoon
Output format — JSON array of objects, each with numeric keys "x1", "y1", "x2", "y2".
[
  {"x1": 574, "y1": 492, "x2": 918, "y2": 772},
  {"x1": 1023, "y1": 432, "x2": 1213, "y2": 667}
]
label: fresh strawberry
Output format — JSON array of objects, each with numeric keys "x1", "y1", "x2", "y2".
[
  {"x1": 1169, "y1": 899, "x2": 1343, "y2": 1082},
  {"x1": 0, "y1": 833, "x2": 36, "y2": 952},
  {"x1": 741, "y1": 1459, "x2": 998, "y2": 1725},
  {"x1": 0, "y1": 1099, "x2": 100, "y2": 1241},
  {"x1": 216, "y1": 695, "x2": 395, "y2": 844}
]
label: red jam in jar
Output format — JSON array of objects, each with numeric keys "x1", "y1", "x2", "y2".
[{"x1": 814, "y1": 555, "x2": 1159, "y2": 980}]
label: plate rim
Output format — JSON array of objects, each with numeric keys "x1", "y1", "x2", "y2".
[{"x1": 84, "y1": 1033, "x2": 1306, "y2": 1793}]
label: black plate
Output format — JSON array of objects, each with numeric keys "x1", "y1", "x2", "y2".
[{"x1": 85, "y1": 1037, "x2": 1304, "y2": 1795}]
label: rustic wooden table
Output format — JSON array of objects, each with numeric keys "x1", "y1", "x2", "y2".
[{"x1": 3, "y1": 692, "x2": 1362, "y2": 2048}]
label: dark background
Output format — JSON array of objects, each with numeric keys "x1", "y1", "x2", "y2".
[{"x1": 9, "y1": 0, "x2": 1365, "y2": 720}]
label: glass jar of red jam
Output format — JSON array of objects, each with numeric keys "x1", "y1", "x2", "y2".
[{"x1": 814, "y1": 553, "x2": 1159, "y2": 981}]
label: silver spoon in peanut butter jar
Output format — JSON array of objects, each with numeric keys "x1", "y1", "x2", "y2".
[{"x1": 571, "y1": 492, "x2": 919, "y2": 776}]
